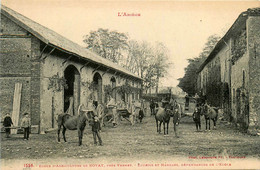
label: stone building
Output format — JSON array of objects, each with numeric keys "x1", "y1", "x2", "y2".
[
  {"x1": 0, "y1": 6, "x2": 142, "y2": 133},
  {"x1": 197, "y1": 8, "x2": 260, "y2": 134}
]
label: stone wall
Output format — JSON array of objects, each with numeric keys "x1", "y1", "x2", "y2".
[
  {"x1": 39, "y1": 49, "x2": 141, "y2": 131},
  {"x1": 247, "y1": 16, "x2": 260, "y2": 134},
  {"x1": 231, "y1": 51, "x2": 249, "y2": 127}
]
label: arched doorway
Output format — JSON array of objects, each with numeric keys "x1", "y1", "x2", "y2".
[
  {"x1": 64, "y1": 65, "x2": 80, "y2": 115},
  {"x1": 93, "y1": 72, "x2": 102, "y2": 106},
  {"x1": 111, "y1": 77, "x2": 116, "y2": 100}
]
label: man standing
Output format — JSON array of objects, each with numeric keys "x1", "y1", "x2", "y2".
[
  {"x1": 3, "y1": 113, "x2": 13, "y2": 138},
  {"x1": 21, "y1": 113, "x2": 31, "y2": 140},
  {"x1": 150, "y1": 100, "x2": 155, "y2": 116}
]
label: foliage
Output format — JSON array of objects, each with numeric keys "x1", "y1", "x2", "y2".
[
  {"x1": 88, "y1": 81, "x2": 98, "y2": 91},
  {"x1": 205, "y1": 62, "x2": 222, "y2": 107},
  {"x1": 81, "y1": 81, "x2": 98, "y2": 91},
  {"x1": 83, "y1": 28, "x2": 171, "y2": 94},
  {"x1": 48, "y1": 74, "x2": 67, "y2": 92},
  {"x1": 125, "y1": 40, "x2": 171, "y2": 93},
  {"x1": 116, "y1": 84, "x2": 133, "y2": 96},
  {"x1": 231, "y1": 29, "x2": 247, "y2": 64},
  {"x1": 104, "y1": 84, "x2": 113, "y2": 96},
  {"x1": 178, "y1": 34, "x2": 221, "y2": 95},
  {"x1": 83, "y1": 28, "x2": 129, "y2": 63}
]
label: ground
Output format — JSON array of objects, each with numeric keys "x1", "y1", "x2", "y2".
[{"x1": 1, "y1": 112, "x2": 260, "y2": 169}]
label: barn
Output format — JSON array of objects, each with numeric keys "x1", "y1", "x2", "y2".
[
  {"x1": 0, "y1": 5, "x2": 142, "y2": 133},
  {"x1": 196, "y1": 8, "x2": 260, "y2": 134}
]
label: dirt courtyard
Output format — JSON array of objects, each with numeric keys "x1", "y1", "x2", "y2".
[{"x1": 1, "y1": 114, "x2": 260, "y2": 169}]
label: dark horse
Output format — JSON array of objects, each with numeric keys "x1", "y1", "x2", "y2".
[
  {"x1": 57, "y1": 105, "x2": 94, "y2": 146},
  {"x1": 155, "y1": 104, "x2": 172, "y2": 135},
  {"x1": 201, "y1": 103, "x2": 218, "y2": 131}
]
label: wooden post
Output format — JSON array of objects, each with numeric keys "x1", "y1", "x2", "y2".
[{"x1": 11, "y1": 83, "x2": 22, "y2": 134}]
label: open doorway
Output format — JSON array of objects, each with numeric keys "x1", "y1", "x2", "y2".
[
  {"x1": 64, "y1": 65, "x2": 80, "y2": 115},
  {"x1": 93, "y1": 72, "x2": 102, "y2": 107}
]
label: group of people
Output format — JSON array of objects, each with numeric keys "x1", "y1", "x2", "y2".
[
  {"x1": 106, "y1": 96, "x2": 145, "y2": 127},
  {"x1": 82, "y1": 96, "x2": 146, "y2": 146},
  {"x1": 3, "y1": 112, "x2": 31, "y2": 140},
  {"x1": 150, "y1": 97, "x2": 180, "y2": 116},
  {"x1": 149, "y1": 96, "x2": 204, "y2": 132}
]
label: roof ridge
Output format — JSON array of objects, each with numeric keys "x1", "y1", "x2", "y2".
[{"x1": 1, "y1": 5, "x2": 142, "y2": 80}]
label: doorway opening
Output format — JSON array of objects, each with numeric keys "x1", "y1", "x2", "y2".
[
  {"x1": 64, "y1": 65, "x2": 80, "y2": 115},
  {"x1": 93, "y1": 72, "x2": 102, "y2": 106}
]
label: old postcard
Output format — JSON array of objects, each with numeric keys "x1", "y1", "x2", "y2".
[{"x1": 1, "y1": 0, "x2": 260, "y2": 169}]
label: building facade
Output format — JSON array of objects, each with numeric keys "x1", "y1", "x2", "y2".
[
  {"x1": 0, "y1": 6, "x2": 142, "y2": 133},
  {"x1": 197, "y1": 8, "x2": 260, "y2": 134}
]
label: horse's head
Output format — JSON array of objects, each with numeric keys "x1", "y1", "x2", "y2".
[
  {"x1": 200, "y1": 103, "x2": 209, "y2": 116},
  {"x1": 164, "y1": 104, "x2": 174, "y2": 117},
  {"x1": 78, "y1": 104, "x2": 95, "y2": 124}
]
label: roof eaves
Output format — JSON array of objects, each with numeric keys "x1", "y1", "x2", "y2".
[
  {"x1": 47, "y1": 43, "x2": 143, "y2": 80},
  {"x1": 197, "y1": 11, "x2": 249, "y2": 73},
  {"x1": 1, "y1": 5, "x2": 143, "y2": 81}
]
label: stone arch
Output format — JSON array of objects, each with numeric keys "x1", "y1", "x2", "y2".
[
  {"x1": 93, "y1": 72, "x2": 102, "y2": 105},
  {"x1": 64, "y1": 65, "x2": 81, "y2": 115}
]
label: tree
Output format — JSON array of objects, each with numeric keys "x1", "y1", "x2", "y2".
[
  {"x1": 152, "y1": 42, "x2": 171, "y2": 93},
  {"x1": 178, "y1": 34, "x2": 221, "y2": 95},
  {"x1": 83, "y1": 28, "x2": 171, "y2": 94},
  {"x1": 83, "y1": 28, "x2": 129, "y2": 63},
  {"x1": 124, "y1": 41, "x2": 171, "y2": 94}
]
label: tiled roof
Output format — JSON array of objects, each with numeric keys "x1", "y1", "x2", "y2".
[{"x1": 1, "y1": 5, "x2": 142, "y2": 80}]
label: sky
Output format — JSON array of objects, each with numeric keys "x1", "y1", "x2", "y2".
[{"x1": 2, "y1": 0, "x2": 259, "y2": 87}]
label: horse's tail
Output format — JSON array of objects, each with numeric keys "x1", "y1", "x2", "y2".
[{"x1": 57, "y1": 113, "x2": 69, "y2": 128}]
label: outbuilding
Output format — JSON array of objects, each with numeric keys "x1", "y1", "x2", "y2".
[{"x1": 0, "y1": 6, "x2": 142, "y2": 133}]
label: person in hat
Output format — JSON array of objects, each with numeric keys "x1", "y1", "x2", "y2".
[
  {"x1": 3, "y1": 113, "x2": 13, "y2": 138},
  {"x1": 21, "y1": 113, "x2": 31, "y2": 140}
]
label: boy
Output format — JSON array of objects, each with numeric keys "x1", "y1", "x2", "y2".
[
  {"x1": 91, "y1": 115, "x2": 103, "y2": 146},
  {"x1": 193, "y1": 106, "x2": 201, "y2": 131},
  {"x1": 3, "y1": 113, "x2": 13, "y2": 138},
  {"x1": 21, "y1": 113, "x2": 31, "y2": 140}
]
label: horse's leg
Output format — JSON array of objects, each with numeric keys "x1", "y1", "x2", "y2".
[
  {"x1": 57, "y1": 125, "x2": 61, "y2": 142},
  {"x1": 208, "y1": 119, "x2": 211, "y2": 131},
  {"x1": 205, "y1": 118, "x2": 208, "y2": 131},
  {"x1": 78, "y1": 129, "x2": 83, "y2": 146},
  {"x1": 174, "y1": 123, "x2": 178, "y2": 137},
  {"x1": 62, "y1": 126, "x2": 67, "y2": 142},
  {"x1": 159, "y1": 121, "x2": 162, "y2": 134},
  {"x1": 213, "y1": 118, "x2": 216, "y2": 129},
  {"x1": 156, "y1": 119, "x2": 159, "y2": 133},
  {"x1": 166, "y1": 122, "x2": 169, "y2": 135},
  {"x1": 163, "y1": 121, "x2": 166, "y2": 135}
]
